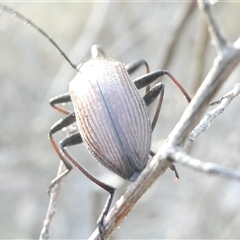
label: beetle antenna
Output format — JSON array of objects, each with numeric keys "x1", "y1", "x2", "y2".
[{"x1": 0, "y1": 4, "x2": 78, "y2": 70}]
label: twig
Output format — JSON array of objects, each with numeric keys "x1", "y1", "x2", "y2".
[
  {"x1": 89, "y1": 1, "x2": 240, "y2": 239},
  {"x1": 184, "y1": 83, "x2": 240, "y2": 149},
  {"x1": 39, "y1": 162, "x2": 65, "y2": 240},
  {"x1": 198, "y1": 0, "x2": 227, "y2": 53},
  {"x1": 168, "y1": 147, "x2": 240, "y2": 181},
  {"x1": 190, "y1": 14, "x2": 209, "y2": 92},
  {"x1": 159, "y1": 1, "x2": 197, "y2": 69}
]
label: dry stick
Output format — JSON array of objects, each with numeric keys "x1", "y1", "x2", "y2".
[
  {"x1": 89, "y1": 1, "x2": 240, "y2": 239},
  {"x1": 160, "y1": 1, "x2": 197, "y2": 70},
  {"x1": 168, "y1": 147, "x2": 240, "y2": 181},
  {"x1": 40, "y1": 161, "x2": 65, "y2": 240},
  {"x1": 190, "y1": 15, "x2": 209, "y2": 93}
]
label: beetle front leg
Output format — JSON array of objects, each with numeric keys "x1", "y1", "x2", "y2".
[
  {"x1": 49, "y1": 92, "x2": 72, "y2": 115},
  {"x1": 60, "y1": 139, "x2": 115, "y2": 239},
  {"x1": 134, "y1": 70, "x2": 191, "y2": 103},
  {"x1": 134, "y1": 70, "x2": 167, "y2": 89}
]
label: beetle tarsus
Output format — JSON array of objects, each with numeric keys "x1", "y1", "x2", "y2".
[
  {"x1": 169, "y1": 164, "x2": 179, "y2": 182},
  {"x1": 150, "y1": 150, "x2": 180, "y2": 181},
  {"x1": 48, "y1": 169, "x2": 70, "y2": 195},
  {"x1": 96, "y1": 187, "x2": 115, "y2": 240}
]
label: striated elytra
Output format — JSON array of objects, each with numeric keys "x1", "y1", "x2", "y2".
[{"x1": 69, "y1": 58, "x2": 151, "y2": 181}]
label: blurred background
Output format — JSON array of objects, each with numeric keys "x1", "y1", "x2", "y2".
[{"x1": 0, "y1": 1, "x2": 240, "y2": 239}]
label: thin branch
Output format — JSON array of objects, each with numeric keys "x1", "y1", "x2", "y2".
[
  {"x1": 168, "y1": 147, "x2": 240, "y2": 181},
  {"x1": 184, "y1": 83, "x2": 240, "y2": 149},
  {"x1": 89, "y1": 1, "x2": 240, "y2": 239},
  {"x1": 190, "y1": 14, "x2": 209, "y2": 92},
  {"x1": 197, "y1": 0, "x2": 227, "y2": 53},
  {"x1": 39, "y1": 162, "x2": 65, "y2": 240},
  {"x1": 160, "y1": 1, "x2": 197, "y2": 69}
]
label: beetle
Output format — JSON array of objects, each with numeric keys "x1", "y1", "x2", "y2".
[
  {"x1": 1, "y1": 4, "x2": 191, "y2": 237},
  {"x1": 48, "y1": 45, "x2": 191, "y2": 234}
]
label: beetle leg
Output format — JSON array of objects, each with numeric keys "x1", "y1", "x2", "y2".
[
  {"x1": 49, "y1": 92, "x2": 72, "y2": 115},
  {"x1": 169, "y1": 164, "x2": 179, "y2": 181},
  {"x1": 125, "y1": 59, "x2": 150, "y2": 75},
  {"x1": 134, "y1": 70, "x2": 166, "y2": 89},
  {"x1": 150, "y1": 150, "x2": 179, "y2": 181},
  {"x1": 134, "y1": 70, "x2": 191, "y2": 103},
  {"x1": 143, "y1": 83, "x2": 164, "y2": 130},
  {"x1": 143, "y1": 83, "x2": 164, "y2": 106},
  {"x1": 125, "y1": 59, "x2": 152, "y2": 94},
  {"x1": 60, "y1": 138, "x2": 115, "y2": 238},
  {"x1": 48, "y1": 112, "x2": 76, "y2": 191}
]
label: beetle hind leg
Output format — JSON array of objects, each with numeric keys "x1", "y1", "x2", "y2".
[
  {"x1": 150, "y1": 150, "x2": 179, "y2": 181},
  {"x1": 60, "y1": 138, "x2": 116, "y2": 238},
  {"x1": 96, "y1": 188, "x2": 115, "y2": 238}
]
